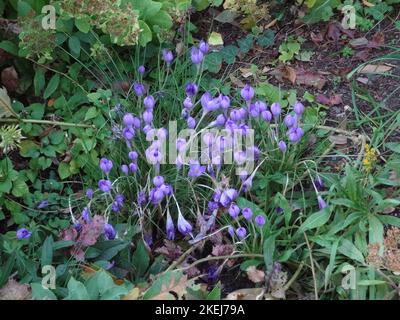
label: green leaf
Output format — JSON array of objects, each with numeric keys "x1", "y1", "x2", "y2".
[
  {"x1": 41, "y1": 236, "x2": 54, "y2": 268},
  {"x1": 66, "y1": 277, "x2": 90, "y2": 300},
  {"x1": 75, "y1": 17, "x2": 91, "y2": 33},
  {"x1": 58, "y1": 162, "x2": 71, "y2": 180},
  {"x1": 298, "y1": 208, "x2": 331, "y2": 233},
  {"x1": 338, "y1": 238, "x2": 365, "y2": 264},
  {"x1": 207, "y1": 284, "x2": 221, "y2": 300},
  {"x1": 256, "y1": 29, "x2": 275, "y2": 47},
  {"x1": 219, "y1": 45, "x2": 238, "y2": 64},
  {"x1": 147, "y1": 11, "x2": 172, "y2": 29},
  {"x1": 263, "y1": 234, "x2": 276, "y2": 271},
  {"x1": 31, "y1": 283, "x2": 57, "y2": 300},
  {"x1": 0, "y1": 87, "x2": 18, "y2": 119},
  {"x1": 68, "y1": 36, "x2": 81, "y2": 56},
  {"x1": 0, "y1": 40, "x2": 19, "y2": 56},
  {"x1": 133, "y1": 240, "x2": 150, "y2": 278},
  {"x1": 85, "y1": 271, "x2": 115, "y2": 299},
  {"x1": 11, "y1": 177, "x2": 29, "y2": 197},
  {"x1": 386, "y1": 142, "x2": 400, "y2": 153},
  {"x1": 303, "y1": 0, "x2": 340, "y2": 24},
  {"x1": 237, "y1": 34, "x2": 254, "y2": 54},
  {"x1": 357, "y1": 280, "x2": 387, "y2": 286},
  {"x1": 139, "y1": 20, "x2": 153, "y2": 47},
  {"x1": 203, "y1": 52, "x2": 222, "y2": 73},
  {"x1": 18, "y1": 1, "x2": 32, "y2": 16},
  {"x1": 208, "y1": 32, "x2": 224, "y2": 46},
  {"x1": 44, "y1": 74, "x2": 60, "y2": 99},
  {"x1": 84, "y1": 107, "x2": 98, "y2": 121},
  {"x1": 34, "y1": 69, "x2": 45, "y2": 96}
]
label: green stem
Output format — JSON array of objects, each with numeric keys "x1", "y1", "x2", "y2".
[{"x1": 0, "y1": 118, "x2": 94, "y2": 128}]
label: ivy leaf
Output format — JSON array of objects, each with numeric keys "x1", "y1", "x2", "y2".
[
  {"x1": 203, "y1": 52, "x2": 222, "y2": 73},
  {"x1": 256, "y1": 29, "x2": 275, "y2": 47},
  {"x1": 220, "y1": 45, "x2": 238, "y2": 64}
]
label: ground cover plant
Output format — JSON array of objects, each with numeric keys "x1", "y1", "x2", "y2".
[{"x1": 0, "y1": 0, "x2": 399, "y2": 300}]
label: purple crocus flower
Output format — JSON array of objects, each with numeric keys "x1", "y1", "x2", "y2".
[
  {"x1": 284, "y1": 114, "x2": 296, "y2": 128},
  {"x1": 187, "y1": 117, "x2": 196, "y2": 129},
  {"x1": 314, "y1": 176, "x2": 325, "y2": 191},
  {"x1": 191, "y1": 47, "x2": 204, "y2": 65},
  {"x1": 199, "y1": 40, "x2": 209, "y2": 54},
  {"x1": 137, "y1": 191, "x2": 147, "y2": 206},
  {"x1": 86, "y1": 188, "x2": 94, "y2": 199},
  {"x1": 145, "y1": 143, "x2": 163, "y2": 165},
  {"x1": 162, "y1": 49, "x2": 174, "y2": 65},
  {"x1": 160, "y1": 183, "x2": 173, "y2": 196},
  {"x1": 176, "y1": 138, "x2": 186, "y2": 153},
  {"x1": 249, "y1": 103, "x2": 260, "y2": 118},
  {"x1": 201, "y1": 91, "x2": 213, "y2": 109},
  {"x1": 287, "y1": 127, "x2": 304, "y2": 143},
  {"x1": 242, "y1": 207, "x2": 253, "y2": 220},
  {"x1": 133, "y1": 82, "x2": 145, "y2": 96},
  {"x1": 129, "y1": 163, "x2": 138, "y2": 173},
  {"x1": 228, "y1": 203, "x2": 240, "y2": 218},
  {"x1": 153, "y1": 176, "x2": 165, "y2": 187},
  {"x1": 142, "y1": 110, "x2": 153, "y2": 125},
  {"x1": 128, "y1": 151, "x2": 138, "y2": 162},
  {"x1": 278, "y1": 140, "x2": 287, "y2": 152},
  {"x1": 144, "y1": 95, "x2": 156, "y2": 110},
  {"x1": 104, "y1": 223, "x2": 116, "y2": 240},
  {"x1": 240, "y1": 84, "x2": 254, "y2": 102},
  {"x1": 150, "y1": 188, "x2": 165, "y2": 205},
  {"x1": 99, "y1": 158, "x2": 113, "y2": 174},
  {"x1": 228, "y1": 226, "x2": 234, "y2": 237},
  {"x1": 138, "y1": 65, "x2": 145, "y2": 75},
  {"x1": 270, "y1": 102, "x2": 281, "y2": 118},
  {"x1": 185, "y1": 82, "x2": 198, "y2": 97},
  {"x1": 123, "y1": 113, "x2": 135, "y2": 127},
  {"x1": 254, "y1": 215, "x2": 266, "y2": 227},
  {"x1": 215, "y1": 114, "x2": 226, "y2": 126},
  {"x1": 166, "y1": 213, "x2": 175, "y2": 240},
  {"x1": 82, "y1": 207, "x2": 90, "y2": 224},
  {"x1": 219, "y1": 95, "x2": 230, "y2": 109},
  {"x1": 317, "y1": 195, "x2": 327, "y2": 210},
  {"x1": 177, "y1": 213, "x2": 193, "y2": 236},
  {"x1": 261, "y1": 110, "x2": 272, "y2": 122},
  {"x1": 121, "y1": 164, "x2": 129, "y2": 175},
  {"x1": 122, "y1": 127, "x2": 135, "y2": 141},
  {"x1": 255, "y1": 101, "x2": 267, "y2": 112},
  {"x1": 219, "y1": 188, "x2": 238, "y2": 207},
  {"x1": 188, "y1": 161, "x2": 206, "y2": 178},
  {"x1": 208, "y1": 201, "x2": 219, "y2": 212},
  {"x1": 74, "y1": 222, "x2": 82, "y2": 232},
  {"x1": 294, "y1": 101, "x2": 305, "y2": 115},
  {"x1": 183, "y1": 97, "x2": 193, "y2": 109},
  {"x1": 37, "y1": 200, "x2": 49, "y2": 209},
  {"x1": 16, "y1": 228, "x2": 31, "y2": 240},
  {"x1": 98, "y1": 179, "x2": 112, "y2": 193},
  {"x1": 236, "y1": 227, "x2": 247, "y2": 239},
  {"x1": 230, "y1": 109, "x2": 243, "y2": 122}
]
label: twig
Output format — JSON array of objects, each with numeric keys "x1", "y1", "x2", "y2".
[
  {"x1": 0, "y1": 118, "x2": 94, "y2": 128},
  {"x1": 173, "y1": 253, "x2": 264, "y2": 273},
  {"x1": 283, "y1": 261, "x2": 305, "y2": 292}
]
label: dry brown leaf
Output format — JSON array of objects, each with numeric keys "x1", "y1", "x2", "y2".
[
  {"x1": 271, "y1": 65, "x2": 296, "y2": 84},
  {"x1": 229, "y1": 74, "x2": 244, "y2": 87},
  {"x1": 151, "y1": 273, "x2": 189, "y2": 300},
  {"x1": 225, "y1": 288, "x2": 265, "y2": 300},
  {"x1": 349, "y1": 37, "x2": 369, "y2": 49},
  {"x1": 246, "y1": 266, "x2": 265, "y2": 283},
  {"x1": 310, "y1": 31, "x2": 324, "y2": 45},
  {"x1": 370, "y1": 32, "x2": 385, "y2": 47},
  {"x1": 359, "y1": 64, "x2": 392, "y2": 74},
  {"x1": 0, "y1": 279, "x2": 31, "y2": 300},
  {"x1": 239, "y1": 68, "x2": 252, "y2": 78},
  {"x1": 362, "y1": 0, "x2": 375, "y2": 7},
  {"x1": 316, "y1": 94, "x2": 342, "y2": 106},
  {"x1": 356, "y1": 77, "x2": 369, "y2": 84},
  {"x1": 329, "y1": 135, "x2": 348, "y2": 145},
  {"x1": 1, "y1": 66, "x2": 18, "y2": 92},
  {"x1": 295, "y1": 69, "x2": 326, "y2": 89}
]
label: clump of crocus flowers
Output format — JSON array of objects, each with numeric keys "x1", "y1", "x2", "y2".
[{"x1": 69, "y1": 40, "x2": 310, "y2": 247}]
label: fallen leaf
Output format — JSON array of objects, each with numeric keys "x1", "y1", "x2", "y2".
[
  {"x1": 155, "y1": 240, "x2": 183, "y2": 261},
  {"x1": 362, "y1": 0, "x2": 375, "y2": 7},
  {"x1": 329, "y1": 135, "x2": 348, "y2": 145},
  {"x1": 315, "y1": 94, "x2": 343, "y2": 106},
  {"x1": 270, "y1": 65, "x2": 296, "y2": 84},
  {"x1": 295, "y1": 69, "x2": 326, "y2": 89},
  {"x1": 123, "y1": 287, "x2": 140, "y2": 300},
  {"x1": 326, "y1": 22, "x2": 342, "y2": 41},
  {"x1": 370, "y1": 32, "x2": 385, "y2": 48},
  {"x1": 1, "y1": 66, "x2": 19, "y2": 92},
  {"x1": 0, "y1": 279, "x2": 31, "y2": 300},
  {"x1": 239, "y1": 67, "x2": 253, "y2": 78},
  {"x1": 310, "y1": 32, "x2": 324, "y2": 45},
  {"x1": 212, "y1": 244, "x2": 234, "y2": 256},
  {"x1": 354, "y1": 49, "x2": 371, "y2": 61},
  {"x1": 147, "y1": 271, "x2": 189, "y2": 300},
  {"x1": 214, "y1": 10, "x2": 238, "y2": 24},
  {"x1": 246, "y1": 266, "x2": 265, "y2": 283},
  {"x1": 349, "y1": 37, "x2": 369, "y2": 49},
  {"x1": 225, "y1": 288, "x2": 265, "y2": 300},
  {"x1": 229, "y1": 74, "x2": 245, "y2": 87},
  {"x1": 356, "y1": 77, "x2": 369, "y2": 84},
  {"x1": 359, "y1": 64, "x2": 392, "y2": 74}
]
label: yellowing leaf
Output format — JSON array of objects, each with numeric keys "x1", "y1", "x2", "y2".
[
  {"x1": 208, "y1": 32, "x2": 224, "y2": 46},
  {"x1": 0, "y1": 87, "x2": 18, "y2": 119}
]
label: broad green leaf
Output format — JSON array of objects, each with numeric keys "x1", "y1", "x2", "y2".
[
  {"x1": 41, "y1": 236, "x2": 54, "y2": 268},
  {"x1": 133, "y1": 240, "x2": 150, "y2": 277},
  {"x1": 44, "y1": 74, "x2": 60, "y2": 99},
  {"x1": 0, "y1": 87, "x2": 18, "y2": 119},
  {"x1": 58, "y1": 162, "x2": 71, "y2": 180},
  {"x1": 298, "y1": 208, "x2": 331, "y2": 233},
  {"x1": 75, "y1": 17, "x2": 91, "y2": 33},
  {"x1": 31, "y1": 283, "x2": 57, "y2": 300},
  {"x1": 208, "y1": 32, "x2": 224, "y2": 46},
  {"x1": 263, "y1": 234, "x2": 275, "y2": 271},
  {"x1": 338, "y1": 238, "x2": 365, "y2": 263},
  {"x1": 68, "y1": 36, "x2": 81, "y2": 56},
  {"x1": 65, "y1": 277, "x2": 90, "y2": 300}
]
